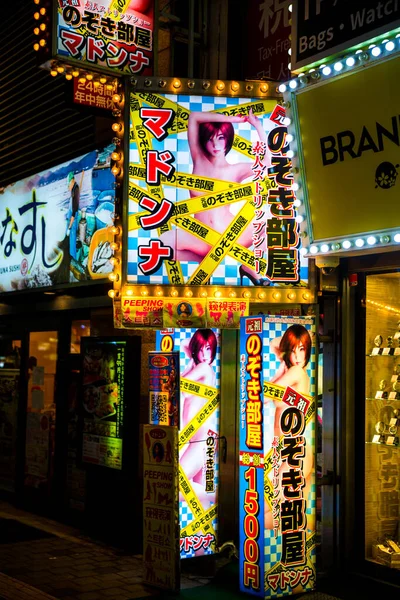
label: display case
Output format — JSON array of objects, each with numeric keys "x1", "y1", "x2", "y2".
[{"x1": 365, "y1": 273, "x2": 400, "y2": 570}]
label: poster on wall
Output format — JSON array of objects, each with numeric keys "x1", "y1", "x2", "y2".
[
  {"x1": 156, "y1": 329, "x2": 221, "y2": 559},
  {"x1": 148, "y1": 351, "x2": 180, "y2": 427},
  {"x1": 56, "y1": 0, "x2": 154, "y2": 76},
  {"x1": 143, "y1": 424, "x2": 179, "y2": 590},
  {"x1": 239, "y1": 315, "x2": 317, "y2": 597},
  {"x1": 0, "y1": 145, "x2": 115, "y2": 292},
  {"x1": 127, "y1": 91, "x2": 307, "y2": 287},
  {"x1": 0, "y1": 369, "x2": 19, "y2": 492},
  {"x1": 81, "y1": 338, "x2": 126, "y2": 470}
]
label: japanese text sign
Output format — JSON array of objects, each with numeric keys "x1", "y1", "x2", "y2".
[
  {"x1": 239, "y1": 315, "x2": 317, "y2": 597},
  {"x1": 156, "y1": 328, "x2": 221, "y2": 560},
  {"x1": 0, "y1": 145, "x2": 115, "y2": 292},
  {"x1": 56, "y1": 0, "x2": 154, "y2": 76},
  {"x1": 126, "y1": 91, "x2": 307, "y2": 288}
]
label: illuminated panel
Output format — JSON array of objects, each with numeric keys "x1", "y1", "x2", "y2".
[
  {"x1": 0, "y1": 145, "x2": 115, "y2": 292},
  {"x1": 81, "y1": 339, "x2": 126, "y2": 470},
  {"x1": 55, "y1": 0, "x2": 154, "y2": 76},
  {"x1": 239, "y1": 315, "x2": 317, "y2": 597},
  {"x1": 126, "y1": 91, "x2": 307, "y2": 287},
  {"x1": 156, "y1": 328, "x2": 221, "y2": 559}
]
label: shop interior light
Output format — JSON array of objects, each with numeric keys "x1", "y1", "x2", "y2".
[
  {"x1": 367, "y1": 236, "x2": 377, "y2": 245},
  {"x1": 320, "y1": 244, "x2": 329, "y2": 252},
  {"x1": 112, "y1": 122, "x2": 122, "y2": 132},
  {"x1": 39, "y1": 7, "x2": 46, "y2": 15},
  {"x1": 278, "y1": 83, "x2": 287, "y2": 93},
  {"x1": 34, "y1": 27, "x2": 39, "y2": 35},
  {"x1": 50, "y1": 68, "x2": 58, "y2": 76},
  {"x1": 172, "y1": 79, "x2": 181, "y2": 89},
  {"x1": 287, "y1": 62, "x2": 291, "y2": 70},
  {"x1": 342, "y1": 240, "x2": 351, "y2": 249},
  {"x1": 216, "y1": 81, "x2": 225, "y2": 91},
  {"x1": 386, "y1": 41, "x2": 395, "y2": 51},
  {"x1": 288, "y1": 4, "x2": 292, "y2": 11},
  {"x1": 108, "y1": 289, "x2": 116, "y2": 299},
  {"x1": 346, "y1": 56, "x2": 356, "y2": 66},
  {"x1": 39, "y1": 38, "x2": 46, "y2": 47},
  {"x1": 259, "y1": 83, "x2": 269, "y2": 93},
  {"x1": 33, "y1": 43, "x2": 40, "y2": 52},
  {"x1": 288, "y1": 48, "x2": 292, "y2": 55},
  {"x1": 34, "y1": 0, "x2": 40, "y2": 4},
  {"x1": 371, "y1": 46, "x2": 382, "y2": 57},
  {"x1": 110, "y1": 241, "x2": 120, "y2": 251},
  {"x1": 334, "y1": 61, "x2": 343, "y2": 71},
  {"x1": 111, "y1": 151, "x2": 121, "y2": 161},
  {"x1": 40, "y1": 23, "x2": 46, "y2": 31},
  {"x1": 322, "y1": 66, "x2": 331, "y2": 76},
  {"x1": 231, "y1": 81, "x2": 240, "y2": 92},
  {"x1": 111, "y1": 166, "x2": 121, "y2": 176},
  {"x1": 34, "y1": 12, "x2": 40, "y2": 19},
  {"x1": 355, "y1": 238, "x2": 365, "y2": 247},
  {"x1": 394, "y1": 233, "x2": 400, "y2": 242},
  {"x1": 289, "y1": 80, "x2": 297, "y2": 89},
  {"x1": 110, "y1": 225, "x2": 121, "y2": 235},
  {"x1": 310, "y1": 245, "x2": 318, "y2": 254},
  {"x1": 108, "y1": 272, "x2": 119, "y2": 282}
]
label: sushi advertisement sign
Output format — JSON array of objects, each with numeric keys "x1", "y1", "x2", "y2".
[
  {"x1": 239, "y1": 315, "x2": 317, "y2": 597},
  {"x1": 0, "y1": 146, "x2": 115, "y2": 292}
]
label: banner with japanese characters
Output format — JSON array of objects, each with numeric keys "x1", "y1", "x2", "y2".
[
  {"x1": 239, "y1": 315, "x2": 317, "y2": 597},
  {"x1": 143, "y1": 424, "x2": 180, "y2": 591},
  {"x1": 127, "y1": 92, "x2": 307, "y2": 287},
  {"x1": 0, "y1": 145, "x2": 115, "y2": 292},
  {"x1": 56, "y1": 0, "x2": 153, "y2": 76},
  {"x1": 156, "y1": 328, "x2": 221, "y2": 560},
  {"x1": 81, "y1": 338, "x2": 126, "y2": 470}
]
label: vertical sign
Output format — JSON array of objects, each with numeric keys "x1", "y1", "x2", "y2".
[
  {"x1": 148, "y1": 351, "x2": 180, "y2": 427},
  {"x1": 143, "y1": 424, "x2": 179, "y2": 591},
  {"x1": 81, "y1": 339, "x2": 125, "y2": 470},
  {"x1": 239, "y1": 315, "x2": 317, "y2": 597},
  {"x1": 157, "y1": 329, "x2": 221, "y2": 559}
]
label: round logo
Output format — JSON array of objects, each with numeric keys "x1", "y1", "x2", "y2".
[
  {"x1": 20, "y1": 258, "x2": 28, "y2": 276},
  {"x1": 375, "y1": 161, "x2": 399, "y2": 189}
]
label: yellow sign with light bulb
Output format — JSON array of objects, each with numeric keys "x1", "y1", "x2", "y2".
[{"x1": 295, "y1": 55, "x2": 400, "y2": 243}]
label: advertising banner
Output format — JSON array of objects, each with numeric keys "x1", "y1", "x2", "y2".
[
  {"x1": 127, "y1": 91, "x2": 307, "y2": 287},
  {"x1": 292, "y1": 0, "x2": 400, "y2": 72},
  {"x1": 148, "y1": 351, "x2": 180, "y2": 427},
  {"x1": 0, "y1": 145, "x2": 115, "y2": 292},
  {"x1": 73, "y1": 78, "x2": 116, "y2": 110},
  {"x1": 56, "y1": 0, "x2": 154, "y2": 76},
  {"x1": 294, "y1": 56, "x2": 400, "y2": 244},
  {"x1": 143, "y1": 424, "x2": 180, "y2": 590},
  {"x1": 81, "y1": 338, "x2": 126, "y2": 470},
  {"x1": 239, "y1": 315, "x2": 317, "y2": 597},
  {"x1": 156, "y1": 329, "x2": 221, "y2": 559}
]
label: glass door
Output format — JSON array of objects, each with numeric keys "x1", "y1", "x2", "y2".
[
  {"x1": 24, "y1": 331, "x2": 58, "y2": 492},
  {"x1": 365, "y1": 273, "x2": 400, "y2": 571}
]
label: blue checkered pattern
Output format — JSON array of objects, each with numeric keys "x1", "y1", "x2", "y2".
[
  {"x1": 127, "y1": 93, "x2": 309, "y2": 286},
  {"x1": 156, "y1": 329, "x2": 221, "y2": 559},
  {"x1": 261, "y1": 316, "x2": 317, "y2": 584}
]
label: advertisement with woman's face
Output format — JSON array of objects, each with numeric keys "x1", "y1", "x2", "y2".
[
  {"x1": 128, "y1": 92, "x2": 307, "y2": 288},
  {"x1": 156, "y1": 328, "x2": 221, "y2": 559},
  {"x1": 239, "y1": 315, "x2": 317, "y2": 598}
]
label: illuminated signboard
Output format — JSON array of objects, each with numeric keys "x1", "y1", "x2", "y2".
[
  {"x1": 127, "y1": 91, "x2": 307, "y2": 287},
  {"x1": 0, "y1": 146, "x2": 115, "y2": 292},
  {"x1": 156, "y1": 329, "x2": 220, "y2": 560},
  {"x1": 292, "y1": 0, "x2": 400, "y2": 72},
  {"x1": 239, "y1": 315, "x2": 317, "y2": 597},
  {"x1": 73, "y1": 78, "x2": 116, "y2": 110},
  {"x1": 289, "y1": 55, "x2": 400, "y2": 254},
  {"x1": 55, "y1": 0, "x2": 154, "y2": 76},
  {"x1": 81, "y1": 338, "x2": 126, "y2": 470}
]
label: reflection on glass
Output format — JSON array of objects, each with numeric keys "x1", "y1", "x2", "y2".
[{"x1": 70, "y1": 320, "x2": 90, "y2": 354}]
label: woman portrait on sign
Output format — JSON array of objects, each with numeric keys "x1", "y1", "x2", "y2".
[
  {"x1": 161, "y1": 108, "x2": 272, "y2": 284},
  {"x1": 265, "y1": 324, "x2": 315, "y2": 530},
  {"x1": 179, "y1": 329, "x2": 218, "y2": 507}
]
